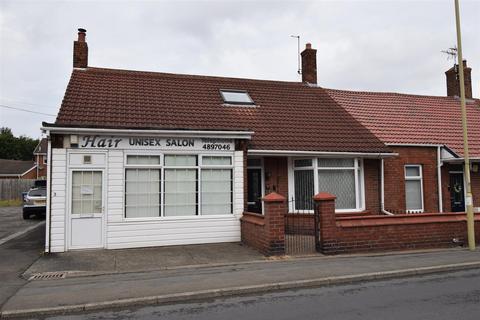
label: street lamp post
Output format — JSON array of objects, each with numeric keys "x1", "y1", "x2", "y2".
[{"x1": 454, "y1": 0, "x2": 475, "y2": 250}]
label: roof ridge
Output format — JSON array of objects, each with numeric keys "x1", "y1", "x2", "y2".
[
  {"x1": 82, "y1": 67, "x2": 305, "y2": 86},
  {"x1": 324, "y1": 87, "x2": 479, "y2": 102}
]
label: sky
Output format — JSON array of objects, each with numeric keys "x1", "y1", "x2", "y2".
[{"x1": 0, "y1": 0, "x2": 479, "y2": 138}]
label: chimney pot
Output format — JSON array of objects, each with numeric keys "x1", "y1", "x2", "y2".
[{"x1": 301, "y1": 42, "x2": 317, "y2": 84}]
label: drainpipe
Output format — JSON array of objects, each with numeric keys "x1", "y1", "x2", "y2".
[
  {"x1": 45, "y1": 131, "x2": 52, "y2": 253},
  {"x1": 437, "y1": 146, "x2": 444, "y2": 213},
  {"x1": 381, "y1": 158, "x2": 394, "y2": 215}
]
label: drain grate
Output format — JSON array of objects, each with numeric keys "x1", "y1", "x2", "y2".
[{"x1": 29, "y1": 272, "x2": 67, "y2": 281}]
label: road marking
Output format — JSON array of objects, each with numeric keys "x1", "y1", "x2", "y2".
[{"x1": 0, "y1": 221, "x2": 45, "y2": 246}]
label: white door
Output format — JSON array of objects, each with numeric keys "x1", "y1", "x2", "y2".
[{"x1": 69, "y1": 170, "x2": 104, "y2": 249}]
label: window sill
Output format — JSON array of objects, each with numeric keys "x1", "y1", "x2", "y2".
[{"x1": 122, "y1": 214, "x2": 237, "y2": 223}]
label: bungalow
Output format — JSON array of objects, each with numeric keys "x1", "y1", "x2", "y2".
[
  {"x1": 0, "y1": 159, "x2": 37, "y2": 179},
  {"x1": 325, "y1": 62, "x2": 480, "y2": 215},
  {"x1": 42, "y1": 29, "x2": 478, "y2": 253}
]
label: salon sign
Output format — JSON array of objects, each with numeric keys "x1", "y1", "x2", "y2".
[{"x1": 78, "y1": 136, "x2": 234, "y2": 151}]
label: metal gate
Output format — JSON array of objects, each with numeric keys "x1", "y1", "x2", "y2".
[{"x1": 285, "y1": 199, "x2": 320, "y2": 255}]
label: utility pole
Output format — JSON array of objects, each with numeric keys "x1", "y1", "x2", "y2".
[{"x1": 454, "y1": 0, "x2": 475, "y2": 250}]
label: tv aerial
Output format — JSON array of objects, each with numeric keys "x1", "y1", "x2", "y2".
[{"x1": 441, "y1": 46, "x2": 458, "y2": 61}]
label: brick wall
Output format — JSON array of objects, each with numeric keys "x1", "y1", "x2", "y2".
[
  {"x1": 471, "y1": 169, "x2": 480, "y2": 209},
  {"x1": 383, "y1": 146, "x2": 439, "y2": 213},
  {"x1": 315, "y1": 193, "x2": 480, "y2": 254},
  {"x1": 364, "y1": 159, "x2": 381, "y2": 214},
  {"x1": 241, "y1": 192, "x2": 286, "y2": 255},
  {"x1": 263, "y1": 157, "x2": 289, "y2": 199}
]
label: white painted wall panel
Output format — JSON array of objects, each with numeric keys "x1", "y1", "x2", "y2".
[{"x1": 50, "y1": 148, "x2": 67, "y2": 252}]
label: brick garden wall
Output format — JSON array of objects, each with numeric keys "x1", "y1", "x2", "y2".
[
  {"x1": 241, "y1": 192, "x2": 286, "y2": 256},
  {"x1": 315, "y1": 193, "x2": 480, "y2": 255}
]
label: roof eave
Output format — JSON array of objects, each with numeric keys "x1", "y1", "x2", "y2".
[{"x1": 41, "y1": 124, "x2": 254, "y2": 140}]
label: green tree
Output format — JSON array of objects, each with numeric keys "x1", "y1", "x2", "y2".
[{"x1": 0, "y1": 127, "x2": 39, "y2": 160}]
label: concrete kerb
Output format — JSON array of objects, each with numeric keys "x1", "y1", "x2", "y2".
[{"x1": 3, "y1": 260, "x2": 480, "y2": 319}]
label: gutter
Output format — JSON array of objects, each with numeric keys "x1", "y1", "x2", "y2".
[
  {"x1": 248, "y1": 150, "x2": 398, "y2": 158},
  {"x1": 45, "y1": 131, "x2": 52, "y2": 253},
  {"x1": 41, "y1": 126, "x2": 254, "y2": 140}
]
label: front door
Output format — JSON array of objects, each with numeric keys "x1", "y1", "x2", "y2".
[
  {"x1": 247, "y1": 168, "x2": 262, "y2": 213},
  {"x1": 450, "y1": 172, "x2": 465, "y2": 212},
  {"x1": 69, "y1": 170, "x2": 104, "y2": 249}
]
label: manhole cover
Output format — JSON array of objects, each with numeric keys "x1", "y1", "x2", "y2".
[{"x1": 29, "y1": 272, "x2": 67, "y2": 281}]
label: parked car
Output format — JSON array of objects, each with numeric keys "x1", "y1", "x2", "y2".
[{"x1": 23, "y1": 187, "x2": 46, "y2": 219}]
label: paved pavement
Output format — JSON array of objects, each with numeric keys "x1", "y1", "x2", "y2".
[
  {"x1": 2, "y1": 248, "x2": 480, "y2": 317},
  {"x1": 0, "y1": 207, "x2": 43, "y2": 243},
  {"x1": 0, "y1": 225, "x2": 44, "y2": 309},
  {"x1": 24, "y1": 242, "x2": 265, "y2": 278},
  {"x1": 41, "y1": 268, "x2": 480, "y2": 320}
]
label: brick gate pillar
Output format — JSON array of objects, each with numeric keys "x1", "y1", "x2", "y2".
[
  {"x1": 262, "y1": 192, "x2": 286, "y2": 255},
  {"x1": 313, "y1": 192, "x2": 338, "y2": 254}
]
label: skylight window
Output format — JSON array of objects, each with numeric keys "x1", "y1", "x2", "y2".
[{"x1": 220, "y1": 90, "x2": 255, "y2": 105}]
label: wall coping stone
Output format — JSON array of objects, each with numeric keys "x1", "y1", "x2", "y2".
[
  {"x1": 313, "y1": 192, "x2": 336, "y2": 201},
  {"x1": 262, "y1": 192, "x2": 286, "y2": 202}
]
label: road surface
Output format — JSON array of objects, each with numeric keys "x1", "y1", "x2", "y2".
[{"x1": 40, "y1": 268, "x2": 480, "y2": 320}]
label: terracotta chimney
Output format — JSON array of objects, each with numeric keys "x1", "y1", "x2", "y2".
[
  {"x1": 73, "y1": 28, "x2": 88, "y2": 68},
  {"x1": 445, "y1": 60, "x2": 472, "y2": 99},
  {"x1": 301, "y1": 43, "x2": 317, "y2": 84}
]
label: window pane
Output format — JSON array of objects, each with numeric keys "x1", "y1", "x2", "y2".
[
  {"x1": 406, "y1": 180, "x2": 422, "y2": 210},
  {"x1": 125, "y1": 168, "x2": 160, "y2": 218},
  {"x1": 294, "y1": 170, "x2": 314, "y2": 210},
  {"x1": 317, "y1": 158, "x2": 354, "y2": 167},
  {"x1": 203, "y1": 156, "x2": 231, "y2": 166},
  {"x1": 72, "y1": 171, "x2": 102, "y2": 215},
  {"x1": 405, "y1": 166, "x2": 420, "y2": 177},
  {"x1": 127, "y1": 155, "x2": 160, "y2": 165},
  {"x1": 164, "y1": 155, "x2": 197, "y2": 166},
  {"x1": 294, "y1": 159, "x2": 312, "y2": 168},
  {"x1": 164, "y1": 169, "x2": 197, "y2": 216},
  {"x1": 201, "y1": 169, "x2": 232, "y2": 215},
  {"x1": 220, "y1": 90, "x2": 254, "y2": 104},
  {"x1": 318, "y1": 170, "x2": 356, "y2": 209}
]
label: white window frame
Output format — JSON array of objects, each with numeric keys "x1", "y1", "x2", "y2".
[
  {"x1": 123, "y1": 152, "x2": 234, "y2": 221},
  {"x1": 404, "y1": 164, "x2": 424, "y2": 213},
  {"x1": 288, "y1": 157, "x2": 365, "y2": 213}
]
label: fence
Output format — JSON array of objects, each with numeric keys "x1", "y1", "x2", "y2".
[{"x1": 0, "y1": 179, "x2": 36, "y2": 200}]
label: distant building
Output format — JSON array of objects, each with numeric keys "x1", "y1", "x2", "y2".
[{"x1": 0, "y1": 159, "x2": 37, "y2": 179}]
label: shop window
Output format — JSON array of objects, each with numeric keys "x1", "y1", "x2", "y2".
[
  {"x1": 124, "y1": 154, "x2": 233, "y2": 219},
  {"x1": 405, "y1": 165, "x2": 423, "y2": 213},
  {"x1": 125, "y1": 169, "x2": 161, "y2": 218}
]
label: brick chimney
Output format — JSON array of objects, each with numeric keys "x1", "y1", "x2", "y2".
[
  {"x1": 301, "y1": 43, "x2": 317, "y2": 84},
  {"x1": 445, "y1": 60, "x2": 472, "y2": 99},
  {"x1": 73, "y1": 28, "x2": 88, "y2": 68}
]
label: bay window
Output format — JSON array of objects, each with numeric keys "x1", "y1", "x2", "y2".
[
  {"x1": 124, "y1": 154, "x2": 233, "y2": 219},
  {"x1": 292, "y1": 158, "x2": 364, "y2": 211}
]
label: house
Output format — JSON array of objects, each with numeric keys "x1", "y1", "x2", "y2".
[
  {"x1": 41, "y1": 29, "x2": 478, "y2": 253},
  {"x1": 0, "y1": 159, "x2": 37, "y2": 179},
  {"x1": 325, "y1": 62, "x2": 480, "y2": 215},
  {"x1": 33, "y1": 138, "x2": 48, "y2": 179}
]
